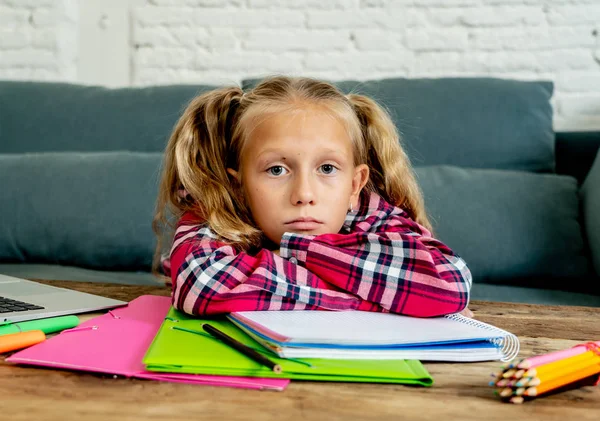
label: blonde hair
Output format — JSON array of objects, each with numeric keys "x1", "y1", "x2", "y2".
[{"x1": 153, "y1": 76, "x2": 431, "y2": 274}]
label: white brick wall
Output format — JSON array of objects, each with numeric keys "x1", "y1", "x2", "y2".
[
  {"x1": 0, "y1": 0, "x2": 78, "y2": 81},
  {"x1": 0, "y1": 0, "x2": 599, "y2": 130}
]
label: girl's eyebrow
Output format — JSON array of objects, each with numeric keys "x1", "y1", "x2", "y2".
[
  {"x1": 255, "y1": 148, "x2": 283, "y2": 160},
  {"x1": 256, "y1": 147, "x2": 347, "y2": 160},
  {"x1": 255, "y1": 152, "x2": 349, "y2": 168}
]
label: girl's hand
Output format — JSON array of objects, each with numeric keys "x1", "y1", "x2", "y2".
[{"x1": 459, "y1": 307, "x2": 474, "y2": 318}]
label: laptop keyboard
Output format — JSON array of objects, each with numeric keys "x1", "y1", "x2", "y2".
[{"x1": 0, "y1": 296, "x2": 45, "y2": 313}]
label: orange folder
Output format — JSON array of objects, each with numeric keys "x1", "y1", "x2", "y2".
[{"x1": 0, "y1": 330, "x2": 45, "y2": 353}]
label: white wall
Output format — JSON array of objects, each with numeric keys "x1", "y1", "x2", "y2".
[
  {"x1": 0, "y1": 0, "x2": 78, "y2": 81},
  {"x1": 1, "y1": 0, "x2": 599, "y2": 130}
]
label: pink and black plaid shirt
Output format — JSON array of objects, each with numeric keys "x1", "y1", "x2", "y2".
[{"x1": 166, "y1": 191, "x2": 472, "y2": 317}]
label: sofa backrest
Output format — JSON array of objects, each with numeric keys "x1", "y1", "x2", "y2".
[{"x1": 0, "y1": 82, "x2": 217, "y2": 153}]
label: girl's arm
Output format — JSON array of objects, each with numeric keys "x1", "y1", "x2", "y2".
[
  {"x1": 279, "y1": 206, "x2": 472, "y2": 318},
  {"x1": 169, "y1": 198, "x2": 471, "y2": 317},
  {"x1": 169, "y1": 220, "x2": 365, "y2": 316}
]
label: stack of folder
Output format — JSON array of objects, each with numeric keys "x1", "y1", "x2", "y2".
[
  {"x1": 5, "y1": 295, "x2": 435, "y2": 389},
  {"x1": 5, "y1": 294, "x2": 521, "y2": 391},
  {"x1": 143, "y1": 305, "x2": 433, "y2": 385}
]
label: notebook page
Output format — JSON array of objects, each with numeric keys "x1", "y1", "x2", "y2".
[{"x1": 231, "y1": 310, "x2": 508, "y2": 346}]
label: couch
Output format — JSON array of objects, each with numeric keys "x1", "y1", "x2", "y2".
[{"x1": 1, "y1": 77, "x2": 599, "y2": 307}]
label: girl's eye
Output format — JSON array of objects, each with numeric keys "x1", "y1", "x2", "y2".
[
  {"x1": 267, "y1": 166, "x2": 288, "y2": 176},
  {"x1": 319, "y1": 164, "x2": 337, "y2": 175}
]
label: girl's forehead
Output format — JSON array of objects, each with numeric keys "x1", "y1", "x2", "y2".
[
  {"x1": 245, "y1": 106, "x2": 352, "y2": 147},
  {"x1": 249, "y1": 107, "x2": 350, "y2": 139}
]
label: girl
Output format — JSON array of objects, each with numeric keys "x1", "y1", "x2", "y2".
[{"x1": 153, "y1": 76, "x2": 472, "y2": 318}]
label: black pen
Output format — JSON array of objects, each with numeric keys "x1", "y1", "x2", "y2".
[{"x1": 202, "y1": 323, "x2": 282, "y2": 374}]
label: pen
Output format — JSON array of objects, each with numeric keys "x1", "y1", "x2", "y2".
[
  {"x1": 0, "y1": 330, "x2": 46, "y2": 353},
  {"x1": 202, "y1": 323, "x2": 282, "y2": 374}
]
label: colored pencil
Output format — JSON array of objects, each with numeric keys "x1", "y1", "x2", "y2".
[
  {"x1": 518, "y1": 356, "x2": 600, "y2": 387},
  {"x1": 495, "y1": 379, "x2": 510, "y2": 387},
  {"x1": 505, "y1": 375, "x2": 599, "y2": 404},
  {"x1": 490, "y1": 367, "x2": 524, "y2": 383},
  {"x1": 517, "y1": 341, "x2": 600, "y2": 369},
  {"x1": 523, "y1": 350, "x2": 598, "y2": 378},
  {"x1": 493, "y1": 351, "x2": 599, "y2": 385},
  {"x1": 524, "y1": 363, "x2": 600, "y2": 397},
  {"x1": 509, "y1": 396, "x2": 525, "y2": 404}
]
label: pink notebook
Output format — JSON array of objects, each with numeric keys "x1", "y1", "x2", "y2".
[{"x1": 6, "y1": 295, "x2": 289, "y2": 391}]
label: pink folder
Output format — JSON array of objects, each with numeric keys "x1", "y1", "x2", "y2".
[{"x1": 6, "y1": 295, "x2": 289, "y2": 391}]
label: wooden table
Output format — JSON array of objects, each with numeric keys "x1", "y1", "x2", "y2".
[{"x1": 1, "y1": 280, "x2": 599, "y2": 420}]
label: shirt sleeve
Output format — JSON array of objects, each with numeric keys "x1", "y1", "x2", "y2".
[
  {"x1": 169, "y1": 223, "x2": 363, "y2": 316},
  {"x1": 279, "y1": 210, "x2": 472, "y2": 317}
]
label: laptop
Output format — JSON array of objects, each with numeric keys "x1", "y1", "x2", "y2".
[{"x1": 0, "y1": 274, "x2": 127, "y2": 323}]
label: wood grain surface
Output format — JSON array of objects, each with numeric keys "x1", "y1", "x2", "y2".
[{"x1": 1, "y1": 280, "x2": 599, "y2": 421}]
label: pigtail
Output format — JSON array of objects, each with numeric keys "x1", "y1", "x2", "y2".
[
  {"x1": 152, "y1": 87, "x2": 262, "y2": 278},
  {"x1": 347, "y1": 94, "x2": 433, "y2": 232}
]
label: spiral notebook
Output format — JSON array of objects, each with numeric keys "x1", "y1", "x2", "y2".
[{"x1": 228, "y1": 310, "x2": 520, "y2": 362}]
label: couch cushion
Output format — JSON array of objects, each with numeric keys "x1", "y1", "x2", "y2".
[
  {"x1": 0, "y1": 263, "x2": 162, "y2": 286},
  {"x1": 581, "y1": 149, "x2": 600, "y2": 275},
  {"x1": 0, "y1": 82, "x2": 217, "y2": 153},
  {"x1": 243, "y1": 77, "x2": 555, "y2": 172},
  {"x1": 415, "y1": 165, "x2": 593, "y2": 290},
  {"x1": 470, "y1": 283, "x2": 600, "y2": 307},
  {"x1": 0, "y1": 152, "x2": 162, "y2": 270}
]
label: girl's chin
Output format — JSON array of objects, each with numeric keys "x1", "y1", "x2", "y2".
[
  {"x1": 268, "y1": 225, "x2": 341, "y2": 244},
  {"x1": 285, "y1": 227, "x2": 334, "y2": 236}
]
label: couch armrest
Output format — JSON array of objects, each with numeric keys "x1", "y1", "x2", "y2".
[
  {"x1": 556, "y1": 131, "x2": 600, "y2": 185},
  {"x1": 581, "y1": 149, "x2": 600, "y2": 275}
]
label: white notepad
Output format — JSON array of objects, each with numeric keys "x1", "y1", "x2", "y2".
[{"x1": 228, "y1": 311, "x2": 520, "y2": 362}]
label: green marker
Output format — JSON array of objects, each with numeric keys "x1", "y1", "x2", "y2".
[{"x1": 0, "y1": 315, "x2": 79, "y2": 336}]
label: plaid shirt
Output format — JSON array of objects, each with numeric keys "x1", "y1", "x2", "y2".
[{"x1": 167, "y1": 191, "x2": 472, "y2": 317}]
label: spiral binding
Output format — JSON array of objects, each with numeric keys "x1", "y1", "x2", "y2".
[{"x1": 445, "y1": 313, "x2": 520, "y2": 362}]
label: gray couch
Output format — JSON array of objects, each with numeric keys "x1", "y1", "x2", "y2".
[{"x1": 1, "y1": 78, "x2": 599, "y2": 307}]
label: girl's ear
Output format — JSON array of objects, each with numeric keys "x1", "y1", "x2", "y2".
[
  {"x1": 350, "y1": 164, "x2": 369, "y2": 208},
  {"x1": 227, "y1": 168, "x2": 240, "y2": 181}
]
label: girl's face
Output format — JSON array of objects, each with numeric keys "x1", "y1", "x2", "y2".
[{"x1": 229, "y1": 105, "x2": 369, "y2": 246}]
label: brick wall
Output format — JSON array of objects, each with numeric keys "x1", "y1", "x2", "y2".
[
  {"x1": 0, "y1": 0, "x2": 78, "y2": 81},
  {"x1": 1, "y1": 0, "x2": 599, "y2": 130}
]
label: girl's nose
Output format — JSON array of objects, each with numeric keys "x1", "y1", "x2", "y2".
[{"x1": 290, "y1": 173, "x2": 315, "y2": 206}]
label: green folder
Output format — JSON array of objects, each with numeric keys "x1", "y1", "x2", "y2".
[
  {"x1": 143, "y1": 307, "x2": 433, "y2": 386},
  {"x1": 0, "y1": 315, "x2": 79, "y2": 336}
]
